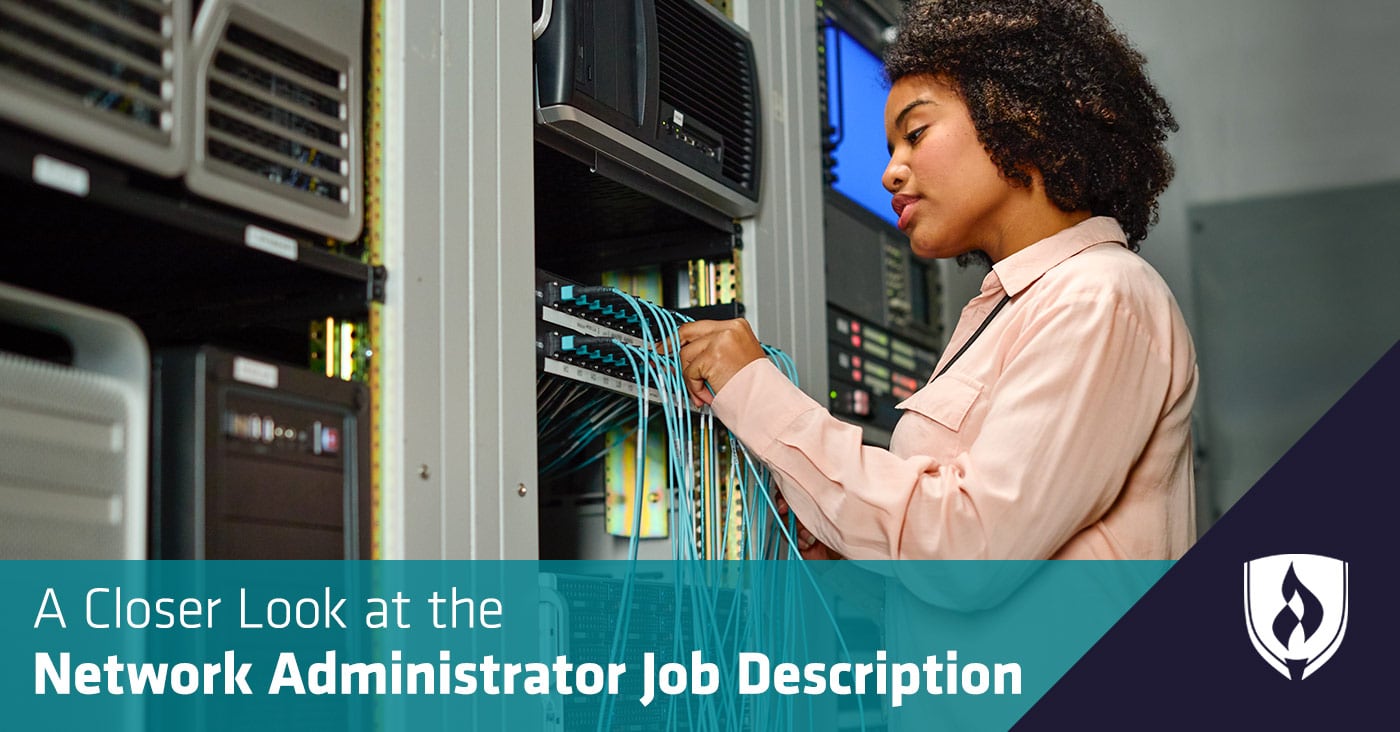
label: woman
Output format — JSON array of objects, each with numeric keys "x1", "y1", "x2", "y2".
[{"x1": 675, "y1": 0, "x2": 1196, "y2": 561}]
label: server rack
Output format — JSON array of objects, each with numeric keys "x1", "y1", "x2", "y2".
[
  {"x1": 0, "y1": 1, "x2": 832, "y2": 561},
  {"x1": 0, "y1": 0, "x2": 379, "y2": 560}
]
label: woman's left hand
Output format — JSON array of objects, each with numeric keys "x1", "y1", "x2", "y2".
[
  {"x1": 777, "y1": 494, "x2": 842, "y2": 561},
  {"x1": 672, "y1": 318, "x2": 768, "y2": 406}
]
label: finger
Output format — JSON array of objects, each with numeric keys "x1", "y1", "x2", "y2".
[
  {"x1": 686, "y1": 377, "x2": 713, "y2": 406},
  {"x1": 678, "y1": 340, "x2": 715, "y2": 405},
  {"x1": 677, "y1": 338, "x2": 699, "y2": 370},
  {"x1": 676, "y1": 319, "x2": 729, "y2": 344},
  {"x1": 656, "y1": 328, "x2": 695, "y2": 356}
]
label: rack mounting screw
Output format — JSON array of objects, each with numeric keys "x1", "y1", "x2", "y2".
[
  {"x1": 418, "y1": 464, "x2": 430, "y2": 480},
  {"x1": 517, "y1": 483, "x2": 528, "y2": 497}
]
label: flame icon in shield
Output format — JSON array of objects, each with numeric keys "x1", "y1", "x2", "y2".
[{"x1": 1244, "y1": 554, "x2": 1348, "y2": 680}]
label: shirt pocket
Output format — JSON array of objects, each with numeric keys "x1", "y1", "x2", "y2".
[{"x1": 895, "y1": 374, "x2": 985, "y2": 432}]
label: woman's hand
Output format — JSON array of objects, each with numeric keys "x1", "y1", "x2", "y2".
[
  {"x1": 777, "y1": 494, "x2": 841, "y2": 561},
  {"x1": 672, "y1": 319, "x2": 768, "y2": 406}
]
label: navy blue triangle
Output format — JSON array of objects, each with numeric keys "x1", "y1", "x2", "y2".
[{"x1": 1014, "y1": 339, "x2": 1399, "y2": 729}]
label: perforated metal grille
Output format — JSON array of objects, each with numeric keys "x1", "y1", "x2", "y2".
[
  {"x1": 655, "y1": 0, "x2": 757, "y2": 190},
  {"x1": 204, "y1": 19, "x2": 350, "y2": 206},
  {"x1": 0, "y1": 353, "x2": 134, "y2": 559}
]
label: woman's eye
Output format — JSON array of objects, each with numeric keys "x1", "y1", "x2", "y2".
[{"x1": 904, "y1": 126, "x2": 927, "y2": 145}]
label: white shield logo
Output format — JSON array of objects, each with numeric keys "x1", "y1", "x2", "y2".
[{"x1": 1243, "y1": 554, "x2": 1348, "y2": 680}]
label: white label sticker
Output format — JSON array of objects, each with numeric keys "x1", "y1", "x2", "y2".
[
  {"x1": 233, "y1": 357, "x2": 279, "y2": 389},
  {"x1": 244, "y1": 225, "x2": 299, "y2": 261},
  {"x1": 673, "y1": 109, "x2": 685, "y2": 127},
  {"x1": 33, "y1": 155, "x2": 90, "y2": 197}
]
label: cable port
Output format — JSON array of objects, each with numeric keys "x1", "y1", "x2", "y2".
[
  {"x1": 559, "y1": 334, "x2": 622, "y2": 359},
  {"x1": 546, "y1": 332, "x2": 636, "y2": 376},
  {"x1": 546, "y1": 283, "x2": 647, "y2": 334}
]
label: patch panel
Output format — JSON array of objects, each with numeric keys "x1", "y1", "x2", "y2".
[
  {"x1": 536, "y1": 324, "x2": 678, "y2": 407},
  {"x1": 537, "y1": 268, "x2": 699, "y2": 404},
  {"x1": 539, "y1": 276, "x2": 649, "y2": 339}
]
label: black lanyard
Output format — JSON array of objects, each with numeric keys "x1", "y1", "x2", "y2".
[{"x1": 932, "y1": 294, "x2": 1012, "y2": 382}]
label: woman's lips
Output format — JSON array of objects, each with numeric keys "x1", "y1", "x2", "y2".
[{"x1": 892, "y1": 195, "x2": 919, "y2": 231}]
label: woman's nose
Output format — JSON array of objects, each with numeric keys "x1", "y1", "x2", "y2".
[{"x1": 882, "y1": 157, "x2": 907, "y2": 193}]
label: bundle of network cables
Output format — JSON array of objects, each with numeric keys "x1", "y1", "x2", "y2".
[{"x1": 537, "y1": 281, "x2": 870, "y2": 732}]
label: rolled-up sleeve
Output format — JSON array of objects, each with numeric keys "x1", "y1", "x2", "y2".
[{"x1": 711, "y1": 291, "x2": 1172, "y2": 561}]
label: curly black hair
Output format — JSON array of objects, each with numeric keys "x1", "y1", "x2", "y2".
[{"x1": 884, "y1": 0, "x2": 1177, "y2": 250}]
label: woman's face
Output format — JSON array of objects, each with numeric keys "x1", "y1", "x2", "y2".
[{"x1": 882, "y1": 75, "x2": 1020, "y2": 261}]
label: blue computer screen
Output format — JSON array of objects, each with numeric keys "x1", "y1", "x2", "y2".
[{"x1": 825, "y1": 24, "x2": 896, "y2": 228}]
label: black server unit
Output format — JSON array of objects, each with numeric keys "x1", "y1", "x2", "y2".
[
  {"x1": 151, "y1": 346, "x2": 370, "y2": 559},
  {"x1": 534, "y1": 0, "x2": 761, "y2": 219},
  {"x1": 824, "y1": 194, "x2": 944, "y2": 441}
]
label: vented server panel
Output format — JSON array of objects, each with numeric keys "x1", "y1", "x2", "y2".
[
  {"x1": 187, "y1": 0, "x2": 362, "y2": 241},
  {"x1": 151, "y1": 346, "x2": 370, "y2": 559},
  {"x1": 0, "y1": 0, "x2": 188, "y2": 176},
  {"x1": 0, "y1": 283, "x2": 149, "y2": 559},
  {"x1": 654, "y1": 0, "x2": 756, "y2": 195}
]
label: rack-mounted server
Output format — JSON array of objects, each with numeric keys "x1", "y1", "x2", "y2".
[
  {"x1": 824, "y1": 195, "x2": 944, "y2": 443},
  {"x1": 534, "y1": 0, "x2": 761, "y2": 219},
  {"x1": 151, "y1": 346, "x2": 370, "y2": 559},
  {"x1": 2, "y1": 0, "x2": 365, "y2": 242}
]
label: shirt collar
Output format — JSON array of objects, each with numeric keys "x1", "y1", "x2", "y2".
[{"x1": 985, "y1": 217, "x2": 1129, "y2": 297}]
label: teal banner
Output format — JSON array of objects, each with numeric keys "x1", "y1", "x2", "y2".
[{"x1": 0, "y1": 560, "x2": 1168, "y2": 731}]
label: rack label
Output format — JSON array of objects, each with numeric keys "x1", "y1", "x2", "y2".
[
  {"x1": 245, "y1": 225, "x2": 299, "y2": 261},
  {"x1": 32, "y1": 155, "x2": 89, "y2": 197},
  {"x1": 233, "y1": 357, "x2": 280, "y2": 390}
]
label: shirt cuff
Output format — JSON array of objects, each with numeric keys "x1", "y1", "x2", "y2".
[{"x1": 710, "y1": 358, "x2": 823, "y2": 456}]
